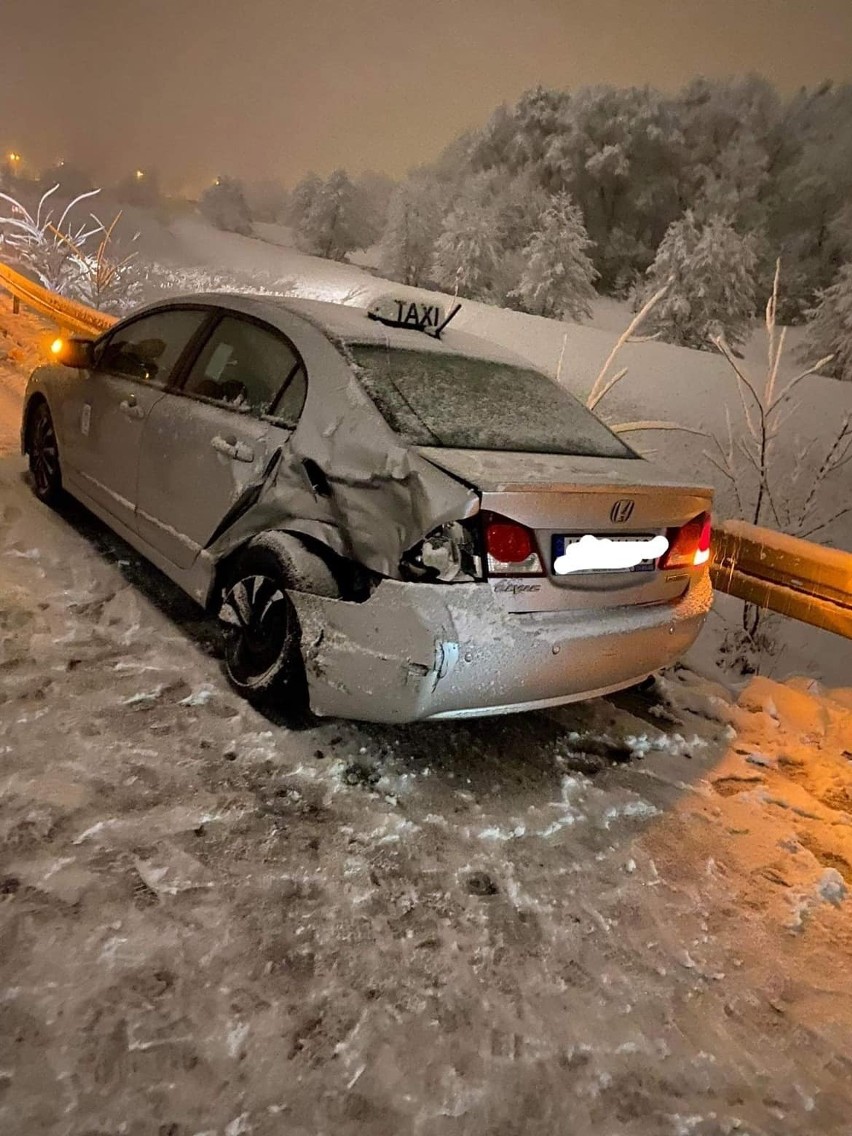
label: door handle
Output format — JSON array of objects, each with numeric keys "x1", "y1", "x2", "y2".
[
  {"x1": 211, "y1": 435, "x2": 255, "y2": 463},
  {"x1": 119, "y1": 398, "x2": 144, "y2": 420}
]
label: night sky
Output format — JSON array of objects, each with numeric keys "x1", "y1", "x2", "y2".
[{"x1": 2, "y1": 0, "x2": 851, "y2": 191}]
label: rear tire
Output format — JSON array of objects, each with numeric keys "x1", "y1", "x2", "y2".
[
  {"x1": 27, "y1": 401, "x2": 63, "y2": 506},
  {"x1": 219, "y1": 534, "x2": 338, "y2": 719}
]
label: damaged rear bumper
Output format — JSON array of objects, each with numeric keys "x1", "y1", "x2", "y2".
[{"x1": 288, "y1": 572, "x2": 713, "y2": 724}]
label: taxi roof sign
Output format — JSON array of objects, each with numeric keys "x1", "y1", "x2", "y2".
[{"x1": 367, "y1": 295, "x2": 461, "y2": 339}]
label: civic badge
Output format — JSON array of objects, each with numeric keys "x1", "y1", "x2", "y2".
[{"x1": 610, "y1": 499, "x2": 635, "y2": 523}]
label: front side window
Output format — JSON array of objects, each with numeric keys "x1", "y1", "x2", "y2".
[
  {"x1": 182, "y1": 316, "x2": 305, "y2": 421},
  {"x1": 97, "y1": 309, "x2": 207, "y2": 385},
  {"x1": 350, "y1": 346, "x2": 637, "y2": 458}
]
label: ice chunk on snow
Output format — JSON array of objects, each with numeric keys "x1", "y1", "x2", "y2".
[
  {"x1": 479, "y1": 824, "x2": 526, "y2": 841},
  {"x1": 603, "y1": 799, "x2": 660, "y2": 827},
  {"x1": 180, "y1": 687, "x2": 215, "y2": 707},
  {"x1": 122, "y1": 687, "x2": 164, "y2": 706},
  {"x1": 818, "y1": 868, "x2": 846, "y2": 907}
]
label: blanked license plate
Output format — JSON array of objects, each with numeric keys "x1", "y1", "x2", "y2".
[{"x1": 552, "y1": 533, "x2": 659, "y2": 574}]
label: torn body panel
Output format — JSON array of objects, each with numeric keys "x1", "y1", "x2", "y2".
[{"x1": 202, "y1": 315, "x2": 480, "y2": 581}]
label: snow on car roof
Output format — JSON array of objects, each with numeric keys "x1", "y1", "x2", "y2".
[{"x1": 164, "y1": 292, "x2": 537, "y2": 369}]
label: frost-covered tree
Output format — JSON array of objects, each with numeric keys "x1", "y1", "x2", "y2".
[
  {"x1": 641, "y1": 212, "x2": 758, "y2": 349},
  {"x1": 376, "y1": 78, "x2": 852, "y2": 306},
  {"x1": 509, "y1": 193, "x2": 597, "y2": 320},
  {"x1": 287, "y1": 172, "x2": 322, "y2": 230},
  {"x1": 378, "y1": 176, "x2": 443, "y2": 286},
  {"x1": 199, "y1": 176, "x2": 252, "y2": 236},
  {"x1": 767, "y1": 82, "x2": 852, "y2": 319},
  {"x1": 674, "y1": 76, "x2": 782, "y2": 232},
  {"x1": 431, "y1": 192, "x2": 503, "y2": 300},
  {"x1": 488, "y1": 172, "x2": 551, "y2": 304},
  {"x1": 295, "y1": 169, "x2": 373, "y2": 260},
  {"x1": 535, "y1": 86, "x2": 685, "y2": 289},
  {"x1": 801, "y1": 264, "x2": 852, "y2": 382}
]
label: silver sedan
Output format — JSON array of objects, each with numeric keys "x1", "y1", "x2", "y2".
[{"x1": 21, "y1": 293, "x2": 713, "y2": 723}]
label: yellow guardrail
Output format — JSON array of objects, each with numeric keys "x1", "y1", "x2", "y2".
[
  {"x1": 3, "y1": 259, "x2": 850, "y2": 639},
  {"x1": 0, "y1": 261, "x2": 117, "y2": 335},
  {"x1": 711, "y1": 520, "x2": 852, "y2": 639}
]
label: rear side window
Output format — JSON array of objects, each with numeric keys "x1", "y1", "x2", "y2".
[
  {"x1": 182, "y1": 316, "x2": 305, "y2": 421},
  {"x1": 350, "y1": 347, "x2": 637, "y2": 458},
  {"x1": 98, "y1": 309, "x2": 207, "y2": 385}
]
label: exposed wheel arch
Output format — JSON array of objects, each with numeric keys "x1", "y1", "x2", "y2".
[{"x1": 209, "y1": 528, "x2": 342, "y2": 614}]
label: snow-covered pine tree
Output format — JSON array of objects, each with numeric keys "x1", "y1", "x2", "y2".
[
  {"x1": 801, "y1": 263, "x2": 852, "y2": 381},
  {"x1": 641, "y1": 211, "x2": 758, "y2": 349},
  {"x1": 509, "y1": 193, "x2": 598, "y2": 320},
  {"x1": 378, "y1": 177, "x2": 443, "y2": 286},
  {"x1": 430, "y1": 183, "x2": 503, "y2": 300},
  {"x1": 199, "y1": 176, "x2": 252, "y2": 236}
]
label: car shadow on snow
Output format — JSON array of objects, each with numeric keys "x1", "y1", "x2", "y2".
[{"x1": 50, "y1": 485, "x2": 225, "y2": 654}]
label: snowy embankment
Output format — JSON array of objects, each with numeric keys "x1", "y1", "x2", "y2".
[{"x1": 135, "y1": 214, "x2": 852, "y2": 684}]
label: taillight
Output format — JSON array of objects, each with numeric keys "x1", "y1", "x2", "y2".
[
  {"x1": 659, "y1": 513, "x2": 712, "y2": 570},
  {"x1": 484, "y1": 515, "x2": 544, "y2": 576}
]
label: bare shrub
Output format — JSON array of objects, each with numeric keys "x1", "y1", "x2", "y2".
[
  {"x1": 0, "y1": 184, "x2": 101, "y2": 293},
  {"x1": 706, "y1": 261, "x2": 847, "y2": 668}
]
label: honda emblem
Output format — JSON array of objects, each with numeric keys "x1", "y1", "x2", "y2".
[{"x1": 610, "y1": 499, "x2": 635, "y2": 523}]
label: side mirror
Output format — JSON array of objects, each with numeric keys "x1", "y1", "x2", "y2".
[{"x1": 49, "y1": 336, "x2": 95, "y2": 369}]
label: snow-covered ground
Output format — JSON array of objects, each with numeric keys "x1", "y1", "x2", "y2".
[
  {"x1": 2, "y1": 442, "x2": 852, "y2": 1134},
  {"x1": 1, "y1": 279, "x2": 852, "y2": 1133}
]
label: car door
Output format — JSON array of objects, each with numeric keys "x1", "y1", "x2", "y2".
[
  {"x1": 61, "y1": 308, "x2": 209, "y2": 531},
  {"x1": 136, "y1": 313, "x2": 308, "y2": 569}
]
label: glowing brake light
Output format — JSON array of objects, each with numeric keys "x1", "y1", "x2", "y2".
[
  {"x1": 484, "y1": 516, "x2": 544, "y2": 576},
  {"x1": 659, "y1": 513, "x2": 712, "y2": 570},
  {"x1": 694, "y1": 514, "x2": 712, "y2": 566}
]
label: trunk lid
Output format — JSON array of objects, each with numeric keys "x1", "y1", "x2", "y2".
[{"x1": 419, "y1": 448, "x2": 713, "y2": 611}]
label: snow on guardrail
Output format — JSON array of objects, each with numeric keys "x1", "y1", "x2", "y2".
[
  {"x1": 711, "y1": 520, "x2": 852, "y2": 639},
  {"x1": 0, "y1": 261, "x2": 117, "y2": 336}
]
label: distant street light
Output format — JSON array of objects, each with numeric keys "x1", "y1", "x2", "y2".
[
  {"x1": 8, "y1": 152, "x2": 21, "y2": 165},
  {"x1": 135, "y1": 169, "x2": 145, "y2": 180}
]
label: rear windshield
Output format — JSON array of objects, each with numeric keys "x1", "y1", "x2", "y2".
[{"x1": 351, "y1": 346, "x2": 637, "y2": 459}]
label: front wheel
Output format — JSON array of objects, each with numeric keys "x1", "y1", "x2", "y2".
[{"x1": 27, "y1": 401, "x2": 63, "y2": 506}]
